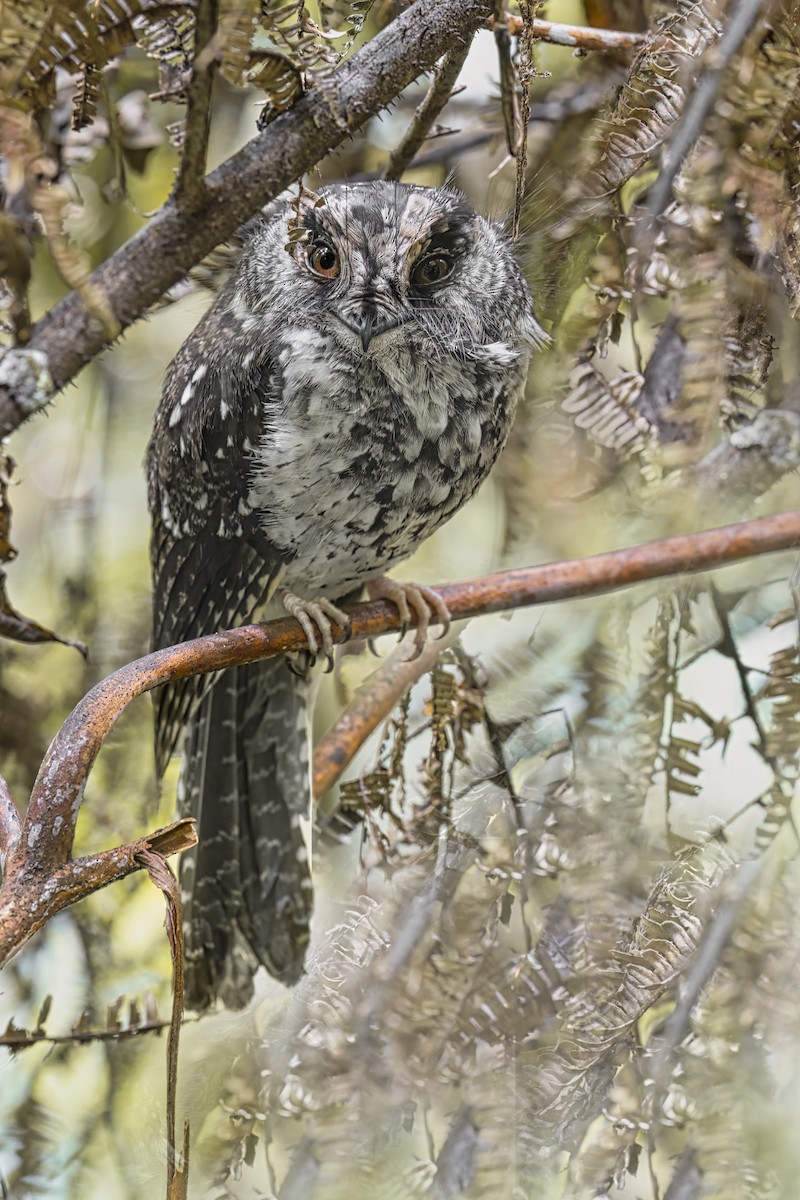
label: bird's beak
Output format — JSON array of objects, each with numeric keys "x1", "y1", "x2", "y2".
[{"x1": 336, "y1": 311, "x2": 402, "y2": 351}]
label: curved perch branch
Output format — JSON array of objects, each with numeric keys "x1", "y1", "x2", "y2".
[{"x1": 0, "y1": 508, "x2": 798, "y2": 966}]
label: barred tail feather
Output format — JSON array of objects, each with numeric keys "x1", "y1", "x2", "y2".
[{"x1": 177, "y1": 659, "x2": 313, "y2": 1010}]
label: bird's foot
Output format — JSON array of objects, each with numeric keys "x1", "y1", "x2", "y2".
[
  {"x1": 368, "y1": 577, "x2": 451, "y2": 657},
  {"x1": 282, "y1": 591, "x2": 352, "y2": 671}
]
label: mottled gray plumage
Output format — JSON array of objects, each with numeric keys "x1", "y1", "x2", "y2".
[{"x1": 148, "y1": 180, "x2": 543, "y2": 1009}]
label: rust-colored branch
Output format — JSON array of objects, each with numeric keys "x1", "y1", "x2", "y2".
[
  {"x1": 311, "y1": 510, "x2": 800, "y2": 797},
  {"x1": 313, "y1": 632, "x2": 456, "y2": 799},
  {"x1": 19, "y1": 508, "x2": 800, "y2": 870},
  {"x1": 0, "y1": 818, "x2": 196, "y2": 967},
  {"x1": 1, "y1": 509, "x2": 798, "y2": 968},
  {"x1": 505, "y1": 16, "x2": 646, "y2": 52}
]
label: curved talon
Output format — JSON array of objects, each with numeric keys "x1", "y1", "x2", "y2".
[
  {"x1": 369, "y1": 577, "x2": 452, "y2": 654},
  {"x1": 282, "y1": 591, "x2": 350, "y2": 660},
  {"x1": 418, "y1": 584, "x2": 451, "y2": 640},
  {"x1": 337, "y1": 614, "x2": 353, "y2": 642},
  {"x1": 287, "y1": 650, "x2": 315, "y2": 679}
]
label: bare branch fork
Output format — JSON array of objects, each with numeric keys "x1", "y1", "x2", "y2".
[{"x1": 1, "y1": 508, "x2": 797, "y2": 968}]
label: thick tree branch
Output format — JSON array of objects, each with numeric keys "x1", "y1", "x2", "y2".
[{"x1": 0, "y1": 0, "x2": 495, "y2": 437}]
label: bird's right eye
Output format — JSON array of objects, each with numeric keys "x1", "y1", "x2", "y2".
[{"x1": 307, "y1": 242, "x2": 340, "y2": 279}]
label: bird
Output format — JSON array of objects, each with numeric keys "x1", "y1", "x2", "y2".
[{"x1": 147, "y1": 180, "x2": 544, "y2": 1010}]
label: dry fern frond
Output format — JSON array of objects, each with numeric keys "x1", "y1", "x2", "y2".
[
  {"x1": 133, "y1": 5, "x2": 194, "y2": 100},
  {"x1": 71, "y1": 62, "x2": 102, "y2": 132},
  {"x1": 248, "y1": 48, "x2": 303, "y2": 125},
  {"x1": 593, "y1": 0, "x2": 722, "y2": 198},
  {"x1": 762, "y1": 641, "x2": 800, "y2": 764},
  {"x1": 217, "y1": 0, "x2": 261, "y2": 86},
  {"x1": 723, "y1": 301, "x2": 773, "y2": 426},
  {"x1": 14, "y1": 0, "x2": 151, "y2": 108},
  {"x1": 562, "y1": 360, "x2": 650, "y2": 459},
  {"x1": 0, "y1": 0, "x2": 66, "y2": 94},
  {"x1": 754, "y1": 781, "x2": 796, "y2": 852},
  {"x1": 258, "y1": 0, "x2": 340, "y2": 84},
  {"x1": 521, "y1": 841, "x2": 734, "y2": 1158}
]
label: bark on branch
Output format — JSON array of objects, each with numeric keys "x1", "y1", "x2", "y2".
[{"x1": 0, "y1": 817, "x2": 196, "y2": 967}]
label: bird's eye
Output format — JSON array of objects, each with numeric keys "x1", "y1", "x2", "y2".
[
  {"x1": 307, "y1": 242, "x2": 340, "y2": 279},
  {"x1": 412, "y1": 255, "x2": 454, "y2": 289}
]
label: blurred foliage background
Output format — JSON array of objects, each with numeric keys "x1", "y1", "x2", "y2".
[{"x1": 1, "y1": 0, "x2": 800, "y2": 1197}]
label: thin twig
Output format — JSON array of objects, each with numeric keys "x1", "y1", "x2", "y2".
[
  {"x1": 403, "y1": 78, "x2": 615, "y2": 172},
  {"x1": 384, "y1": 41, "x2": 472, "y2": 181},
  {"x1": 649, "y1": 856, "x2": 762, "y2": 1093},
  {"x1": 646, "y1": 0, "x2": 764, "y2": 219},
  {"x1": 134, "y1": 848, "x2": 186, "y2": 1193},
  {"x1": 503, "y1": 15, "x2": 646, "y2": 53},
  {"x1": 512, "y1": 1, "x2": 537, "y2": 240},
  {"x1": 663, "y1": 1149, "x2": 704, "y2": 1200},
  {"x1": 173, "y1": 0, "x2": 217, "y2": 205},
  {"x1": 0, "y1": 1014, "x2": 188, "y2": 1050}
]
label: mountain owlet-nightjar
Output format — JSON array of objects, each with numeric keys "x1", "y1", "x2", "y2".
[{"x1": 147, "y1": 181, "x2": 544, "y2": 1009}]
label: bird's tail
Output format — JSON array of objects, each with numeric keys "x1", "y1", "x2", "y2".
[{"x1": 176, "y1": 658, "x2": 313, "y2": 1010}]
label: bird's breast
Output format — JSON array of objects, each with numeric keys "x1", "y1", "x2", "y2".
[{"x1": 246, "y1": 337, "x2": 522, "y2": 596}]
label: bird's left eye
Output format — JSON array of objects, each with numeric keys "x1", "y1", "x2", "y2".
[
  {"x1": 412, "y1": 255, "x2": 454, "y2": 288},
  {"x1": 307, "y1": 242, "x2": 340, "y2": 279}
]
